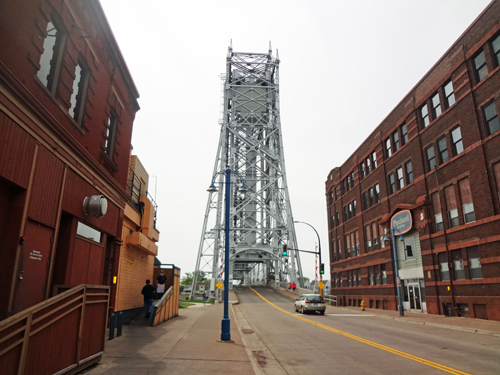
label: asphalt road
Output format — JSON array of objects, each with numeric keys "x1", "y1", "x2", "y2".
[{"x1": 234, "y1": 285, "x2": 500, "y2": 375}]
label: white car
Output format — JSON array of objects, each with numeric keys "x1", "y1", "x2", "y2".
[{"x1": 294, "y1": 294, "x2": 326, "y2": 315}]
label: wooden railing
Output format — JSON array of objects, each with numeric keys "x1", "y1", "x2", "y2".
[
  {"x1": 150, "y1": 266, "x2": 180, "y2": 326},
  {"x1": 0, "y1": 284, "x2": 109, "y2": 375}
]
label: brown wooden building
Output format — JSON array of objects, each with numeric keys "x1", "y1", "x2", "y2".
[
  {"x1": 326, "y1": 0, "x2": 500, "y2": 321},
  {"x1": 0, "y1": 0, "x2": 139, "y2": 320}
]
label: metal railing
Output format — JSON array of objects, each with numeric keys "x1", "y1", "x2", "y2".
[{"x1": 0, "y1": 284, "x2": 110, "y2": 375}]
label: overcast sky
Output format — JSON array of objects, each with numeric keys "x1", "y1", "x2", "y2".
[{"x1": 100, "y1": 0, "x2": 491, "y2": 281}]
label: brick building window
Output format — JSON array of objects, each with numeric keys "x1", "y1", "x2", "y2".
[
  {"x1": 372, "y1": 151, "x2": 377, "y2": 169},
  {"x1": 375, "y1": 265, "x2": 381, "y2": 285},
  {"x1": 393, "y1": 130, "x2": 400, "y2": 152},
  {"x1": 346, "y1": 234, "x2": 351, "y2": 258},
  {"x1": 432, "y1": 192, "x2": 444, "y2": 232},
  {"x1": 445, "y1": 185, "x2": 459, "y2": 228},
  {"x1": 360, "y1": 162, "x2": 365, "y2": 179},
  {"x1": 372, "y1": 222, "x2": 378, "y2": 250},
  {"x1": 451, "y1": 250, "x2": 465, "y2": 280},
  {"x1": 337, "y1": 238, "x2": 342, "y2": 261},
  {"x1": 426, "y1": 146, "x2": 436, "y2": 171},
  {"x1": 451, "y1": 126, "x2": 464, "y2": 156},
  {"x1": 492, "y1": 34, "x2": 500, "y2": 66},
  {"x1": 362, "y1": 192, "x2": 367, "y2": 209},
  {"x1": 375, "y1": 184, "x2": 380, "y2": 202},
  {"x1": 432, "y1": 92, "x2": 442, "y2": 119},
  {"x1": 494, "y1": 162, "x2": 500, "y2": 203},
  {"x1": 368, "y1": 266, "x2": 374, "y2": 285},
  {"x1": 366, "y1": 224, "x2": 372, "y2": 252},
  {"x1": 467, "y1": 246, "x2": 482, "y2": 279},
  {"x1": 438, "y1": 252, "x2": 450, "y2": 281},
  {"x1": 421, "y1": 104, "x2": 430, "y2": 128},
  {"x1": 385, "y1": 138, "x2": 392, "y2": 158},
  {"x1": 483, "y1": 101, "x2": 500, "y2": 136},
  {"x1": 351, "y1": 232, "x2": 356, "y2": 256},
  {"x1": 438, "y1": 136, "x2": 449, "y2": 163},
  {"x1": 352, "y1": 200, "x2": 357, "y2": 216},
  {"x1": 444, "y1": 81, "x2": 455, "y2": 108},
  {"x1": 405, "y1": 161, "x2": 413, "y2": 184},
  {"x1": 388, "y1": 173, "x2": 396, "y2": 194},
  {"x1": 459, "y1": 178, "x2": 475, "y2": 223},
  {"x1": 335, "y1": 211, "x2": 339, "y2": 227},
  {"x1": 473, "y1": 51, "x2": 488, "y2": 82},
  {"x1": 381, "y1": 264, "x2": 387, "y2": 285},
  {"x1": 37, "y1": 17, "x2": 66, "y2": 93},
  {"x1": 396, "y1": 167, "x2": 404, "y2": 189},
  {"x1": 355, "y1": 230, "x2": 360, "y2": 256},
  {"x1": 401, "y1": 123, "x2": 408, "y2": 145},
  {"x1": 379, "y1": 224, "x2": 386, "y2": 248},
  {"x1": 69, "y1": 63, "x2": 89, "y2": 125},
  {"x1": 366, "y1": 156, "x2": 371, "y2": 174},
  {"x1": 357, "y1": 269, "x2": 362, "y2": 286},
  {"x1": 368, "y1": 187, "x2": 374, "y2": 206},
  {"x1": 105, "y1": 110, "x2": 118, "y2": 158}
]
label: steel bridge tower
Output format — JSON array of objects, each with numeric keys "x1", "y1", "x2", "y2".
[{"x1": 192, "y1": 42, "x2": 303, "y2": 298}]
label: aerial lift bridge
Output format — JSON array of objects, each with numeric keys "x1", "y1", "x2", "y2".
[{"x1": 192, "y1": 42, "x2": 303, "y2": 299}]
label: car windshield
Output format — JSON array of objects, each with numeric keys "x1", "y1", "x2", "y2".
[{"x1": 306, "y1": 295, "x2": 323, "y2": 302}]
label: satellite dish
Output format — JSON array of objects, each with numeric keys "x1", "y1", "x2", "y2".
[{"x1": 83, "y1": 195, "x2": 108, "y2": 218}]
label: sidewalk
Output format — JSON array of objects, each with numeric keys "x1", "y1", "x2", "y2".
[
  {"x1": 274, "y1": 287, "x2": 500, "y2": 337},
  {"x1": 82, "y1": 291, "x2": 256, "y2": 375}
]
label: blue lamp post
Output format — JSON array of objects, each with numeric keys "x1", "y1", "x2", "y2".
[
  {"x1": 383, "y1": 227, "x2": 405, "y2": 317},
  {"x1": 207, "y1": 168, "x2": 248, "y2": 341}
]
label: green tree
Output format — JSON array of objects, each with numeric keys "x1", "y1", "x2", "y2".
[
  {"x1": 181, "y1": 271, "x2": 209, "y2": 286},
  {"x1": 298, "y1": 276, "x2": 310, "y2": 284}
]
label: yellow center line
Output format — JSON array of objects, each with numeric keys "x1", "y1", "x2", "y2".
[{"x1": 247, "y1": 286, "x2": 470, "y2": 375}]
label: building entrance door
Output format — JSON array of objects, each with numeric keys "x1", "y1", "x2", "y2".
[
  {"x1": 13, "y1": 219, "x2": 54, "y2": 313},
  {"x1": 408, "y1": 282, "x2": 422, "y2": 312}
]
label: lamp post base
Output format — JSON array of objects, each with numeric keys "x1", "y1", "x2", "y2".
[
  {"x1": 398, "y1": 305, "x2": 405, "y2": 316},
  {"x1": 221, "y1": 318, "x2": 231, "y2": 341}
]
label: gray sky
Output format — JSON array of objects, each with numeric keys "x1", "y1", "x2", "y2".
[{"x1": 100, "y1": 0, "x2": 491, "y2": 281}]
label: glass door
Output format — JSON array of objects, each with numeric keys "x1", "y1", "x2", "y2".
[{"x1": 407, "y1": 283, "x2": 422, "y2": 311}]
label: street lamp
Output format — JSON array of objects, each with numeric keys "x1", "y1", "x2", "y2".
[
  {"x1": 294, "y1": 221, "x2": 323, "y2": 297},
  {"x1": 383, "y1": 228, "x2": 405, "y2": 317},
  {"x1": 208, "y1": 168, "x2": 247, "y2": 341}
]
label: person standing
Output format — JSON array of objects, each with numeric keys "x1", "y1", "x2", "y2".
[
  {"x1": 291, "y1": 281, "x2": 296, "y2": 294},
  {"x1": 156, "y1": 269, "x2": 167, "y2": 299},
  {"x1": 202, "y1": 292, "x2": 207, "y2": 305},
  {"x1": 141, "y1": 279, "x2": 155, "y2": 318}
]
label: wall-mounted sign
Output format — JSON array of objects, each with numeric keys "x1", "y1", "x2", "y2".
[
  {"x1": 29, "y1": 250, "x2": 42, "y2": 261},
  {"x1": 391, "y1": 209, "x2": 412, "y2": 235}
]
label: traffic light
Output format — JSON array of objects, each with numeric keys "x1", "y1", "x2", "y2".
[
  {"x1": 319, "y1": 263, "x2": 324, "y2": 274},
  {"x1": 282, "y1": 245, "x2": 288, "y2": 256}
]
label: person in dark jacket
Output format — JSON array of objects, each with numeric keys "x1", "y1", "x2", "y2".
[{"x1": 141, "y1": 279, "x2": 155, "y2": 318}]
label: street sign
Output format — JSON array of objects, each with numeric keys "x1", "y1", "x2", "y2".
[
  {"x1": 216, "y1": 281, "x2": 223, "y2": 289},
  {"x1": 318, "y1": 281, "x2": 325, "y2": 289}
]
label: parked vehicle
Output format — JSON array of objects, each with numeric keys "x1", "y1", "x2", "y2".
[{"x1": 294, "y1": 294, "x2": 326, "y2": 315}]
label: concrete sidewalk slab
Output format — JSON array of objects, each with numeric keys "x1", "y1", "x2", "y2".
[{"x1": 82, "y1": 291, "x2": 255, "y2": 375}]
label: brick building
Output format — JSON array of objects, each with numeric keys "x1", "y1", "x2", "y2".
[
  {"x1": 0, "y1": 0, "x2": 139, "y2": 319},
  {"x1": 117, "y1": 154, "x2": 159, "y2": 321},
  {"x1": 325, "y1": 0, "x2": 500, "y2": 321}
]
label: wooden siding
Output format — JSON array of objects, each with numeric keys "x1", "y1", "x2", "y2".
[
  {"x1": 0, "y1": 113, "x2": 35, "y2": 189},
  {"x1": 27, "y1": 147, "x2": 64, "y2": 227}
]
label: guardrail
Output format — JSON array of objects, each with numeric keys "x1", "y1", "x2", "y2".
[
  {"x1": 0, "y1": 284, "x2": 109, "y2": 375},
  {"x1": 323, "y1": 294, "x2": 338, "y2": 306}
]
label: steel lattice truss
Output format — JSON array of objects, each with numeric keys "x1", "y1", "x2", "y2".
[{"x1": 192, "y1": 43, "x2": 303, "y2": 297}]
